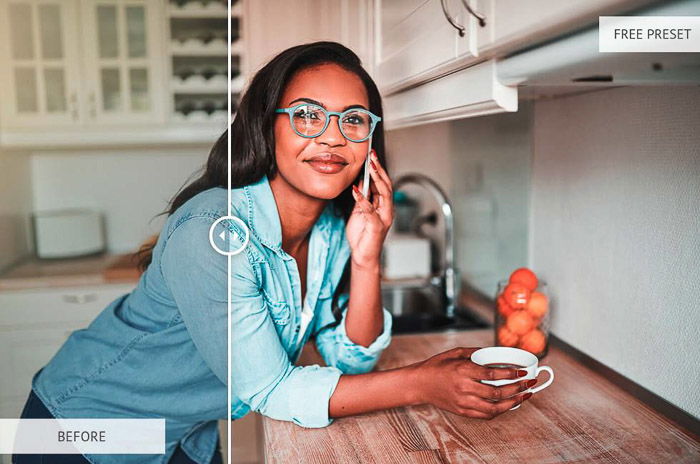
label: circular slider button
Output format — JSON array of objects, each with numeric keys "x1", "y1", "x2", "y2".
[{"x1": 208, "y1": 215, "x2": 250, "y2": 256}]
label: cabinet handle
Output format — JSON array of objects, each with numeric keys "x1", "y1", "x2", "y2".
[
  {"x1": 440, "y1": 0, "x2": 465, "y2": 37},
  {"x1": 62, "y1": 293, "x2": 98, "y2": 304},
  {"x1": 459, "y1": 0, "x2": 486, "y2": 27}
]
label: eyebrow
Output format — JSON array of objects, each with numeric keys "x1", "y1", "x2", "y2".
[{"x1": 288, "y1": 97, "x2": 368, "y2": 112}]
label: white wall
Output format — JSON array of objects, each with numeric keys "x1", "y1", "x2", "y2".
[
  {"x1": 0, "y1": 148, "x2": 32, "y2": 271},
  {"x1": 531, "y1": 86, "x2": 700, "y2": 418},
  {"x1": 30, "y1": 148, "x2": 209, "y2": 253},
  {"x1": 385, "y1": 106, "x2": 532, "y2": 296},
  {"x1": 450, "y1": 107, "x2": 532, "y2": 295},
  {"x1": 245, "y1": 0, "x2": 373, "y2": 76}
]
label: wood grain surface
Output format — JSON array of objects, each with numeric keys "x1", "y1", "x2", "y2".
[
  {"x1": 261, "y1": 330, "x2": 700, "y2": 463},
  {"x1": 0, "y1": 253, "x2": 140, "y2": 290}
]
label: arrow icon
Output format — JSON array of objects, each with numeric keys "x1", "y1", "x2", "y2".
[
  {"x1": 218, "y1": 230, "x2": 240, "y2": 242},
  {"x1": 209, "y1": 216, "x2": 249, "y2": 256}
]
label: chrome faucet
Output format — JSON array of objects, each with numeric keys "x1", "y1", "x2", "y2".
[{"x1": 393, "y1": 173, "x2": 458, "y2": 319}]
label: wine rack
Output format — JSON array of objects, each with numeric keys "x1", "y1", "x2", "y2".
[{"x1": 166, "y1": 0, "x2": 244, "y2": 126}]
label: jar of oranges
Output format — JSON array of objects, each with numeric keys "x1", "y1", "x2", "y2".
[{"x1": 495, "y1": 268, "x2": 550, "y2": 359}]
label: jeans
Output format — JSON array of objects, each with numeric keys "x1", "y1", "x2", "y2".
[{"x1": 12, "y1": 390, "x2": 223, "y2": 464}]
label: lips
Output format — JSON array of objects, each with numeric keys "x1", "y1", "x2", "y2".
[{"x1": 303, "y1": 153, "x2": 349, "y2": 174}]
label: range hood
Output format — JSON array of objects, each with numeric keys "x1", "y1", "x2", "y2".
[{"x1": 497, "y1": 0, "x2": 700, "y2": 90}]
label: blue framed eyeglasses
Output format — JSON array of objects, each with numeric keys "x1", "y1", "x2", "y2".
[{"x1": 275, "y1": 103, "x2": 381, "y2": 143}]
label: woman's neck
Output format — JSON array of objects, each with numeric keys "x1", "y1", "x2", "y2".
[{"x1": 269, "y1": 174, "x2": 326, "y2": 255}]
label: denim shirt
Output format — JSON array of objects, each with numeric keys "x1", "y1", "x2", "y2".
[
  {"x1": 32, "y1": 175, "x2": 391, "y2": 464},
  {"x1": 229, "y1": 176, "x2": 392, "y2": 427}
]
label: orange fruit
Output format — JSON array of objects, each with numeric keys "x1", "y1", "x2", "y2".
[
  {"x1": 497, "y1": 326, "x2": 519, "y2": 347},
  {"x1": 509, "y1": 268, "x2": 538, "y2": 291},
  {"x1": 497, "y1": 294, "x2": 515, "y2": 318},
  {"x1": 506, "y1": 310, "x2": 535, "y2": 335},
  {"x1": 526, "y1": 292, "x2": 549, "y2": 319},
  {"x1": 519, "y1": 329, "x2": 546, "y2": 354},
  {"x1": 503, "y1": 282, "x2": 531, "y2": 309}
]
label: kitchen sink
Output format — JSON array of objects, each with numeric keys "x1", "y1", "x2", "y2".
[
  {"x1": 390, "y1": 310, "x2": 490, "y2": 334},
  {"x1": 382, "y1": 285, "x2": 491, "y2": 334}
]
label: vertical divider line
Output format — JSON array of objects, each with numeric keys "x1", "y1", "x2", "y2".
[{"x1": 227, "y1": 2, "x2": 232, "y2": 464}]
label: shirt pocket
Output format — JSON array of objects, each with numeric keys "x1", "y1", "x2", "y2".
[{"x1": 262, "y1": 290, "x2": 291, "y2": 326}]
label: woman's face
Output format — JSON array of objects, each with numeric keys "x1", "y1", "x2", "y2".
[{"x1": 273, "y1": 63, "x2": 370, "y2": 200}]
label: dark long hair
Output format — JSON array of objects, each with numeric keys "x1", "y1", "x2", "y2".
[{"x1": 137, "y1": 41, "x2": 387, "y2": 324}]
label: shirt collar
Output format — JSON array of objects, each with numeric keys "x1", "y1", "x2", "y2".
[{"x1": 243, "y1": 175, "x2": 336, "y2": 256}]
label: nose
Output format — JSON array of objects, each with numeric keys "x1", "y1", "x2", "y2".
[{"x1": 315, "y1": 115, "x2": 346, "y2": 147}]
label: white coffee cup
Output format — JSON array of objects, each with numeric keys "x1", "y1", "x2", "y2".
[{"x1": 471, "y1": 346, "x2": 554, "y2": 410}]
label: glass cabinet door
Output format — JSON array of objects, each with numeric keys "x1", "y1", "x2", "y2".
[
  {"x1": 82, "y1": 0, "x2": 163, "y2": 124},
  {"x1": 0, "y1": 0, "x2": 80, "y2": 127}
]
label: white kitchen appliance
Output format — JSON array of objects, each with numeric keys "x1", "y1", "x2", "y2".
[
  {"x1": 33, "y1": 209, "x2": 105, "y2": 258},
  {"x1": 382, "y1": 233, "x2": 431, "y2": 280}
]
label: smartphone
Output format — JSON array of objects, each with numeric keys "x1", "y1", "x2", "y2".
[{"x1": 362, "y1": 138, "x2": 372, "y2": 197}]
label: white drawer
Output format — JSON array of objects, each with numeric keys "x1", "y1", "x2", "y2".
[{"x1": 0, "y1": 284, "x2": 135, "y2": 329}]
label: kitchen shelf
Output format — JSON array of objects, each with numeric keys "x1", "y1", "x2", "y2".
[
  {"x1": 171, "y1": 78, "x2": 229, "y2": 94},
  {"x1": 169, "y1": 38, "x2": 243, "y2": 57},
  {"x1": 169, "y1": 6, "x2": 228, "y2": 18},
  {"x1": 231, "y1": 75, "x2": 245, "y2": 93},
  {"x1": 171, "y1": 111, "x2": 228, "y2": 124},
  {"x1": 0, "y1": 126, "x2": 227, "y2": 148},
  {"x1": 168, "y1": 1, "x2": 241, "y2": 18},
  {"x1": 170, "y1": 40, "x2": 228, "y2": 56},
  {"x1": 166, "y1": 0, "x2": 245, "y2": 127},
  {"x1": 169, "y1": 75, "x2": 243, "y2": 96}
]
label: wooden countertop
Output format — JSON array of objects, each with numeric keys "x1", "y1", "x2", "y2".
[
  {"x1": 262, "y1": 329, "x2": 700, "y2": 463},
  {"x1": 0, "y1": 253, "x2": 141, "y2": 290}
]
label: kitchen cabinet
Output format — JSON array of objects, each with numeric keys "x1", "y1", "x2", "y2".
[
  {"x1": 376, "y1": 0, "x2": 463, "y2": 92},
  {"x1": 0, "y1": 283, "x2": 134, "y2": 427},
  {"x1": 475, "y1": 0, "x2": 653, "y2": 55},
  {"x1": 80, "y1": 0, "x2": 165, "y2": 125},
  {"x1": 0, "y1": 0, "x2": 237, "y2": 148},
  {"x1": 376, "y1": 0, "x2": 653, "y2": 83},
  {"x1": 374, "y1": 0, "x2": 513, "y2": 129},
  {"x1": 375, "y1": 0, "x2": 481, "y2": 94},
  {"x1": 382, "y1": 59, "x2": 517, "y2": 130},
  {"x1": 0, "y1": 0, "x2": 164, "y2": 129},
  {"x1": 373, "y1": 0, "x2": 655, "y2": 128},
  {"x1": 0, "y1": 0, "x2": 82, "y2": 128},
  {"x1": 167, "y1": 0, "x2": 235, "y2": 126}
]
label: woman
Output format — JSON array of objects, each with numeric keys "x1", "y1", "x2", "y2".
[
  {"x1": 14, "y1": 42, "x2": 532, "y2": 464},
  {"x1": 225, "y1": 41, "x2": 533, "y2": 427}
]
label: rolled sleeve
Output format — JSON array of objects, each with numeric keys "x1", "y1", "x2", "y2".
[
  {"x1": 286, "y1": 365, "x2": 342, "y2": 427},
  {"x1": 315, "y1": 300, "x2": 393, "y2": 375}
]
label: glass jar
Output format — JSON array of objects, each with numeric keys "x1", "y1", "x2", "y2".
[{"x1": 494, "y1": 279, "x2": 550, "y2": 359}]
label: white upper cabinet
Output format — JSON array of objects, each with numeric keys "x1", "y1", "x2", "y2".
[
  {"x1": 0, "y1": 0, "x2": 175, "y2": 146},
  {"x1": 81, "y1": 0, "x2": 164, "y2": 125},
  {"x1": 374, "y1": 0, "x2": 651, "y2": 128},
  {"x1": 0, "y1": 0, "x2": 164, "y2": 130},
  {"x1": 375, "y1": 0, "x2": 515, "y2": 129},
  {"x1": 375, "y1": 0, "x2": 480, "y2": 93},
  {"x1": 0, "y1": 0, "x2": 81, "y2": 127},
  {"x1": 475, "y1": 0, "x2": 652, "y2": 54}
]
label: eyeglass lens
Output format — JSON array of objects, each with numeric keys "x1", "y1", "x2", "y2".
[{"x1": 292, "y1": 104, "x2": 372, "y2": 141}]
